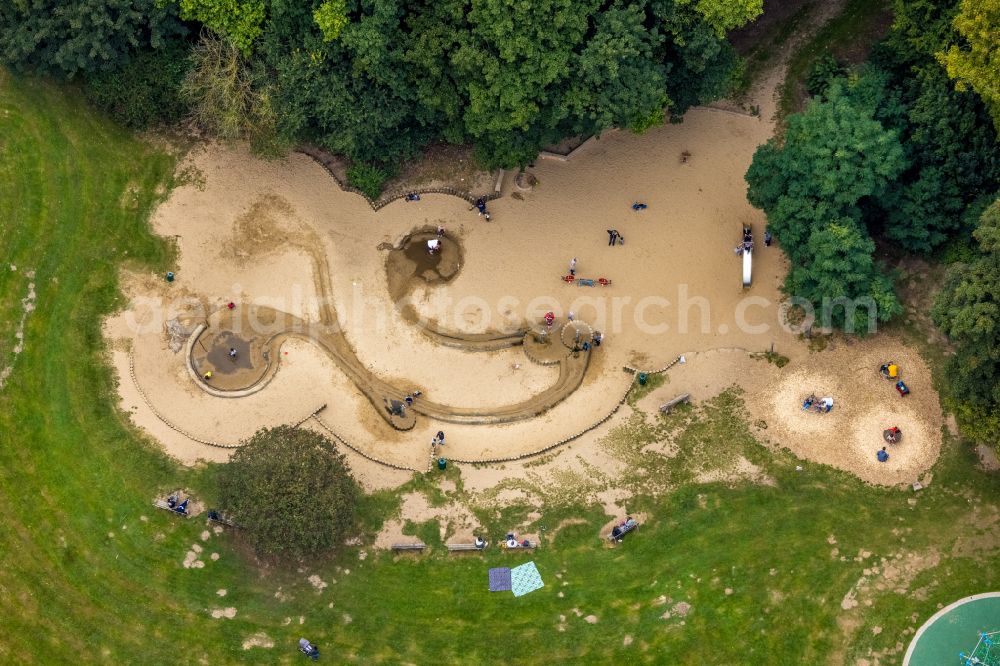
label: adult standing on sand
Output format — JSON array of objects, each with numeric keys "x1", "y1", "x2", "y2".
[
  {"x1": 569, "y1": 257, "x2": 577, "y2": 275},
  {"x1": 607, "y1": 229, "x2": 618, "y2": 246}
]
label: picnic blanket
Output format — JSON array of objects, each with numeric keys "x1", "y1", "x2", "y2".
[
  {"x1": 488, "y1": 567, "x2": 512, "y2": 592},
  {"x1": 510, "y1": 562, "x2": 544, "y2": 597}
]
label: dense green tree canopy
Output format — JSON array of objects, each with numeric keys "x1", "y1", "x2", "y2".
[
  {"x1": 932, "y1": 200, "x2": 1000, "y2": 446},
  {"x1": 220, "y1": 425, "x2": 359, "y2": 558},
  {"x1": 0, "y1": 0, "x2": 757, "y2": 169},
  {"x1": 258, "y1": 0, "x2": 745, "y2": 168},
  {"x1": 939, "y1": 0, "x2": 1000, "y2": 130},
  {"x1": 0, "y1": 0, "x2": 183, "y2": 77},
  {"x1": 746, "y1": 82, "x2": 907, "y2": 330},
  {"x1": 178, "y1": 0, "x2": 266, "y2": 54}
]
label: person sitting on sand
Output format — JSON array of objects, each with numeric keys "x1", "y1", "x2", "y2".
[
  {"x1": 802, "y1": 394, "x2": 817, "y2": 410},
  {"x1": 203, "y1": 371, "x2": 213, "y2": 382},
  {"x1": 436, "y1": 430, "x2": 445, "y2": 445},
  {"x1": 592, "y1": 331, "x2": 603, "y2": 346},
  {"x1": 427, "y1": 238, "x2": 441, "y2": 254},
  {"x1": 877, "y1": 447, "x2": 889, "y2": 463},
  {"x1": 631, "y1": 202, "x2": 647, "y2": 211},
  {"x1": 818, "y1": 397, "x2": 834, "y2": 413},
  {"x1": 229, "y1": 348, "x2": 238, "y2": 360},
  {"x1": 405, "y1": 193, "x2": 420, "y2": 202}
]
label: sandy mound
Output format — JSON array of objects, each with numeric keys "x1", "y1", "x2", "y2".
[{"x1": 749, "y1": 338, "x2": 941, "y2": 486}]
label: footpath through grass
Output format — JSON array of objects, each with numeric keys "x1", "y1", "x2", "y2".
[{"x1": 2, "y1": 73, "x2": 1000, "y2": 664}]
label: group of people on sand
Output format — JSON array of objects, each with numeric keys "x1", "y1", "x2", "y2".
[
  {"x1": 610, "y1": 516, "x2": 638, "y2": 542},
  {"x1": 166, "y1": 494, "x2": 189, "y2": 516}
]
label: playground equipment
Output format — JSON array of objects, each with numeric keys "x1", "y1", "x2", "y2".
[
  {"x1": 883, "y1": 426, "x2": 903, "y2": 444},
  {"x1": 738, "y1": 225, "x2": 753, "y2": 288},
  {"x1": 659, "y1": 393, "x2": 691, "y2": 414},
  {"x1": 561, "y1": 275, "x2": 612, "y2": 287},
  {"x1": 961, "y1": 630, "x2": 1000, "y2": 665}
]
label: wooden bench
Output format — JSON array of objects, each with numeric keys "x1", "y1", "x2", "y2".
[
  {"x1": 446, "y1": 543, "x2": 486, "y2": 552},
  {"x1": 153, "y1": 499, "x2": 190, "y2": 518},
  {"x1": 608, "y1": 521, "x2": 639, "y2": 541},
  {"x1": 391, "y1": 543, "x2": 426, "y2": 551},
  {"x1": 659, "y1": 394, "x2": 690, "y2": 414},
  {"x1": 207, "y1": 511, "x2": 236, "y2": 527}
]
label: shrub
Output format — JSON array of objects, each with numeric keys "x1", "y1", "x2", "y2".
[
  {"x1": 219, "y1": 425, "x2": 359, "y2": 558},
  {"x1": 805, "y1": 54, "x2": 846, "y2": 97},
  {"x1": 346, "y1": 163, "x2": 391, "y2": 199},
  {"x1": 85, "y1": 42, "x2": 192, "y2": 129}
]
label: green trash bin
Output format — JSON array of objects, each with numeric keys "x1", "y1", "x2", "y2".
[
  {"x1": 638, "y1": 372, "x2": 647, "y2": 386},
  {"x1": 437, "y1": 457, "x2": 447, "y2": 470}
]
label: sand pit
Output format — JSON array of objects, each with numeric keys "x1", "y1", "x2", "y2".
[
  {"x1": 106, "y1": 68, "x2": 945, "y2": 499},
  {"x1": 748, "y1": 339, "x2": 942, "y2": 486}
]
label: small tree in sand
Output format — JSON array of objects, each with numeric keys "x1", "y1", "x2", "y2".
[{"x1": 220, "y1": 425, "x2": 358, "y2": 558}]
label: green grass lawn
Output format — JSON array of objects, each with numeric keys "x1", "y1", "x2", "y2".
[{"x1": 2, "y1": 73, "x2": 1000, "y2": 664}]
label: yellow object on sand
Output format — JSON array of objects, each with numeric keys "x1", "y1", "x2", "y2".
[{"x1": 888, "y1": 364, "x2": 898, "y2": 378}]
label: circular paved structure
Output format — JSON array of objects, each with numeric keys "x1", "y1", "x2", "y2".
[
  {"x1": 560, "y1": 320, "x2": 594, "y2": 350},
  {"x1": 904, "y1": 592, "x2": 1000, "y2": 665}
]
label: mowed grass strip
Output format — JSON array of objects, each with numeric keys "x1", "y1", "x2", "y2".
[{"x1": 1, "y1": 73, "x2": 999, "y2": 664}]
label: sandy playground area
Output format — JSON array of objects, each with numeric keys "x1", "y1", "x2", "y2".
[{"x1": 104, "y1": 78, "x2": 944, "y2": 508}]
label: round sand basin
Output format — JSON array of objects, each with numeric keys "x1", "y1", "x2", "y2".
[{"x1": 750, "y1": 340, "x2": 942, "y2": 486}]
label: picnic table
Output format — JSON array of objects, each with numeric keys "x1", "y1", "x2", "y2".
[
  {"x1": 153, "y1": 498, "x2": 190, "y2": 518},
  {"x1": 609, "y1": 519, "x2": 639, "y2": 542}
]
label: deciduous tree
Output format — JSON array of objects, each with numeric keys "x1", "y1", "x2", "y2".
[
  {"x1": 176, "y1": 0, "x2": 266, "y2": 53},
  {"x1": 220, "y1": 425, "x2": 359, "y2": 558},
  {"x1": 932, "y1": 200, "x2": 1000, "y2": 447},
  {"x1": 938, "y1": 0, "x2": 1000, "y2": 129},
  {"x1": 0, "y1": 0, "x2": 183, "y2": 77}
]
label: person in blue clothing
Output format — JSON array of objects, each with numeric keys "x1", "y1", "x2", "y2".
[{"x1": 877, "y1": 447, "x2": 889, "y2": 463}]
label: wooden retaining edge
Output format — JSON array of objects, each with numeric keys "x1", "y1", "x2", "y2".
[
  {"x1": 129, "y1": 350, "x2": 236, "y2": 447},
  {"x1": 692, "y1": 104, "x2": 759, "y2": 119},
  {"x1": 537, "y1": 132, "x2": 610, "y2": 162},
  {"x1": 448, "y1": 379, "x2": 635, "y2": 465},
  {"x1": 130, "y1": 349, "x2": 326, "y2": 449},
  {"x1": 185, "y1": 323, "x2": 280, "y2": 399},
  {"x1": 622, "y1": 355, "x2": 683, "y2": 377},
  {"x1": 311, "y1": 413, "x2": 423, "y2": 473},
  {"x1": 297, "y1": 147, "x2": 502, "y2": 211}
]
